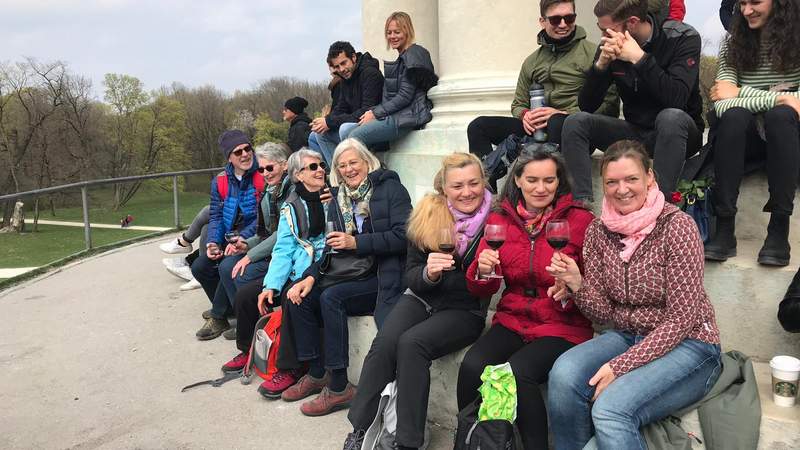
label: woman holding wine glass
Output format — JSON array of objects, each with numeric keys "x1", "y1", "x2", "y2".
[
  {"x1": 457, "y1": 149, "x2": 594, "y2": 450},
  {"x1": 279, "y1": 138, "x2": 412, "y2": 417},
  {"x1": 343, "y1": 152, "x2": 491, "y2": 450},
  {"x1": 546, "y1": 141, "x2": 721, "y2": 450}
]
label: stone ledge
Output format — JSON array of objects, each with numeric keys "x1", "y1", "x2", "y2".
[{"x1": 347, "y1": 315, "x2": 800, "y2": 449}]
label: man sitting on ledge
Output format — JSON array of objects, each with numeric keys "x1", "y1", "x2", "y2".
[
  {"x1": 561, "y1": 0, "x2": 704, "y2": 202},
  {"x1": 468, "y1": 0, "x2": 619, "y2": 158}
]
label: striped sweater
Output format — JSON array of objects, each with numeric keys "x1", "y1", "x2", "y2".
[{"x1": 714, "y1": 38, "x2": 800, "y2": 115}]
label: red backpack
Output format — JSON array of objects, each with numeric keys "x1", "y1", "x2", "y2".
[
  {"x1": 216, "y1": 171, "x2": 265, "y2": 203},
  {"x1": 241, "y1": 308, "x2": 282, "y2": 384}
]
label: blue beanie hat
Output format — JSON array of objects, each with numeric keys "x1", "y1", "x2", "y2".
[{"x1": 218, "y1": 130, "x2": 251, "y2": 159}]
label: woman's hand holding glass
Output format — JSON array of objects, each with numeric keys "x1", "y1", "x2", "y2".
[
  {"x1": 476, "y1": 248, "x2": 501, "y2": 278},
  {"x1": 546, "y1": 252, "x2": 582, "y2": 292},
  {"x1": 326, "y1": 231, "x2": 357, "y2": 250},
  {"x1": 425, "y1": 252, "x2": 455, "y2": 282}
]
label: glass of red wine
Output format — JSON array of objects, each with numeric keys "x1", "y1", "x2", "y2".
[
  {"x1": 438, "y1": 228, "x2": 456, "y2": 271},
  {"x1": 545, "y1": 219, "x2": 570, "y2": 254},
  {"x1": 484, "y1": 223, "x2": 506, "y2": 279}
]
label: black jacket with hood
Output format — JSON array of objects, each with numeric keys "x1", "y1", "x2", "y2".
[
  {"x1": 579, "y1": 15, "x2": 704, "y2": 131},
  {"x1": 325, "y1": 52, "x2": 384, "y2": 131}
]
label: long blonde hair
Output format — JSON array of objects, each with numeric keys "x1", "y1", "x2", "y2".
[{"x1": 406, "y1": 152, "x2": 486, "y2": 251}]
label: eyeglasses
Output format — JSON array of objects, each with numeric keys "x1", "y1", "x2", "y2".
[
  {"x1": 299, "y1": 161, "x2": 327, "y2": 172},
  {"x1": 545, "y1": 13, "x2": 576, "y2": 26},
  {"x1": 258, "y1": 165, "x2": 276, "y2": 173},
  {"x1": 231, "y1": 146, "x2": 253, "y2": 157}
]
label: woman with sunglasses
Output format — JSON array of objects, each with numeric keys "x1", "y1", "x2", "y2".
[
  {"x1": 277, "y1": 138, "x2": 412, "y2": 416},
  {"x1": 347, "y1": 12, "x2": 437, "y2": 151},
  {"x1": 192, "y1": 130, "x2": 265, "y2": 341}
]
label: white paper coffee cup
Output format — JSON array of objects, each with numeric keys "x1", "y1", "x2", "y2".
[{"x1": 769, "y1": 355, "x2": 800, "y2": 407}]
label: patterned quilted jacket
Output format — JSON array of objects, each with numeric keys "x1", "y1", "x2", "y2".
[{"x1": 576, "y1": 203, "x2": 721, "y2": 376}]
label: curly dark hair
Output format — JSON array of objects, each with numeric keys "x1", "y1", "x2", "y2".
[{"x1": 726, "y1": 0, "x2": 800, "y2": 73}]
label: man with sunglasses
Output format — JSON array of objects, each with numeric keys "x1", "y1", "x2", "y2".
[
  {"x1": 191, "y1": 129, "x2": 265, "y2": 341},
  {"x1": 560, "y1": 0, "x2": 703, "y2": 202},
  {"x1": 467, "y1": 0, "x2": 619, "y2": 158}
]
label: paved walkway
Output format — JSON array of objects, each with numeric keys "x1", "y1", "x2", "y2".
[
  {"x1": 0, "y1": 239, "x2": 451, "y2": 449},
  {"x1": 24, "y1": 219, "x2": 170, "y2": 232}
]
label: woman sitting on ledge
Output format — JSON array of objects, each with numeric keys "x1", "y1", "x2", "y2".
[
  {"x1": 547, "y1": 140, "x2": 721, "y2": 450},
  {"x1": 457, "y1": 149, "x2": 594, "y2": 450},
  {"x1": 348, "y1": 11, "x2": 437, "y2": 151},
  {"x1": 343, "y1": 152, "x2": 491, "y2": 450},
  {"x1": 703, "y1": 0, "x2": 800, "y2": 266}
]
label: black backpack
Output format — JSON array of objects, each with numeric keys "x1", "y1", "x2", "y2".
[{"x1": 454, "y1": 398, "x2": 519, "y2": 450}]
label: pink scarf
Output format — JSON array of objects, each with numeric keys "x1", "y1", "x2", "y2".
[
  {"x1": 448, "y1": 188, "x2": 493, "y2": 257},
  {"x1": 600, "y1": 184, "x2": 665, "y2": 262}
]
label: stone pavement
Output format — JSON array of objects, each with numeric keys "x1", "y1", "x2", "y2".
[{"x1": 0, "y1": 238, "x2": 451, "y2": 450}]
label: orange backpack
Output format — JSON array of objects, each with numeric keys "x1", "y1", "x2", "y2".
[{"x1": 241, "y1": 308, "x2": 282, "y2": 383}]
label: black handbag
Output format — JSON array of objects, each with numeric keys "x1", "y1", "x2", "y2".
[
  {"x1": 316, "y1": 250, "x2": 376, "y2": 289},
  {"x1": 454, "y1": 398, "x2": 520, "y2": 450}
]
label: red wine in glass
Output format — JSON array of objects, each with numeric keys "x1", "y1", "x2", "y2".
[
  {"x1": 545, "y1": 219, "x2": 570, "y2": 252},
  {"x1": 484, "y1": 224, "x2": 507, "y2": 279},
  {"x1": 439, "y1": 228, "x2": 456, "y2": 271}
]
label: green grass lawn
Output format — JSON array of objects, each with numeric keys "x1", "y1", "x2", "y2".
[
  {"x1": 27, "y1": 185, "x2": 210, "y2": 228},
  {"x1": 0, "y1": 224, "x2": 153, "y2": 268}
]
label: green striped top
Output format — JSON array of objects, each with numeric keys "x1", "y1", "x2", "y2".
[{"x1": 714, "y1": 38, "x2": 800, "y2": 115}]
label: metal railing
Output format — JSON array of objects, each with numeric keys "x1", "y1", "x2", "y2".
[{"x1": 0, "y1": 168, "x2": 223, "y2": 250}]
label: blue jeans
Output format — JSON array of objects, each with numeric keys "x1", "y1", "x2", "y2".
[
  {"x1": 190, "y1": 252, "x2": 230, "y2": 319},
  {"x1": 347, "y1": 116, "x2": 408, "y2": 149},
  {"x1": 288, "y1": 276, "x2": 378, "y2": 369},
  {"x1": 218, "y1": 255, "x2": 270, "y2": 308},
  {"x1": 308, "y1": 122, "x2": 358, "y2": 165},
  {"x1": 547, "y1": 330, "x2": 721, "y2": 450}
]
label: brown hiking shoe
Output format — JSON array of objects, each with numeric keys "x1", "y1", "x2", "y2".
[
  {"x1": 281, "y1": 373, "x2": 329, "y2": 402},
  {"x1": 300, "y1": 384, "x2": 356, "y2": 416},
  {"x1": 195, "y1": 317, "x2": 229, "y2": 341}
]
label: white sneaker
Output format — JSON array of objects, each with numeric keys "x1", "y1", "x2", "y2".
[
  {"x1": 159, "y1": 238, "x2": 192, "y2": 254},
  {"x1": 162, "y1": 257, "x2": 187, "y2": 268},
  {"x1": 166, "y1": 265, "x2": 193, "y2": 281},
  {"x1": 179, "y1": 278, "x2": 202, "y2": 291}
]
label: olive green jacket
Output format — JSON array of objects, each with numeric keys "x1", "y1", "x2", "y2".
[{"x1": 511, "y1": 27, "x2": 619, "y2": 119}]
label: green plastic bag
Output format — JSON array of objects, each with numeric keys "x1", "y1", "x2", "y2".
[{"x1": 477, "y1": 362, "x2": 518, "y2": 422}]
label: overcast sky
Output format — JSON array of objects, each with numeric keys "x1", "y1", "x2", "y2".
[{"x1": 0, "y1": 1, "x2": 724, "y2": 98}]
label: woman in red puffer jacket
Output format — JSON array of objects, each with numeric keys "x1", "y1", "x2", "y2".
[{"x1": 456, "y1": 148, "x2": 594, "y2": 450}]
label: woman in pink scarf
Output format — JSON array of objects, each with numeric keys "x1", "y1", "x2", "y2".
[{"x1": 545, "y1": 140, "x2": 721, "y2": 450}]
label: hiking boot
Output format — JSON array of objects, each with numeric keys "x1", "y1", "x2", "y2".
[
  {"x1": 704, "y1": 216, "x2": 737, "y2": 261},
  {"x1": 195, "y1": 317, "x2": 230, "y2": 341},
  {"x1": 300, "y1": 383, "x2": 356, "y2": 417},
  {"x1": 201, "y1": 309, "x2": 212, "y2": 320},
  {"x1": 222, "y1": 327, "x2": 237, "y2": 340},
  {"x1": 758, "y1": 213, "x2": 791, "y2": 266},
  {"x1": 258, "y1": 367, "x2": 307, "y2": 399},
  {"x1": 221, "y1": 352, "x2": 248, "y2": 373},
  {"x1": 281, "y1": 373, "x2": 330, "y2": 402},
  {"x1": 343, "y1": 429, "x2": 366, "y2": 450},
  {"x1": 160, "y1": 238, "x2": 192, "y2": 254}
]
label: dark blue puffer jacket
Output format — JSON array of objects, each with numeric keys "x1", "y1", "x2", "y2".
[{"x1": 207, "y1": 158, "x2": 262, "y2": 246}]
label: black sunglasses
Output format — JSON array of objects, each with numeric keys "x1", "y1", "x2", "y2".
[
  {"x1": 231, "y1": 145, "x2": 253, "y2": 157},
  {"x1": 545, "y1": 13, "x2": 576, "y2": 26},
  {"x1": 258, "y1": 165, "x2": 275, "y2": 173},
  {"x1": 300, "y1": 161, "x2": 327, "y2": 172}
]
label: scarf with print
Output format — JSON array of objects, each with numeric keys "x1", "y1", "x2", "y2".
[
  {"x1": 448, "y1": 188, "x2": 493, "y2": 257},
  {"x1": 515, "y1": 201, "x2": 554, "y2": 237},
  {"x1": 338, "y1": 177, "x2": 373, "y2": 235},
  {"x1": 601, "y1": 183, "x2": 665, "y2": 262}
]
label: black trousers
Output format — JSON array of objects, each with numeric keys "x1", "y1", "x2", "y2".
[
  {"x1": 456, "y1": 324, "x2": 574, "y2": 450},
  {"x1": 712, "y1": 105, "x2": 800, "y2": 217},
  {"x1": 467, "y1": 114, "x2": 568, "y2": 158},
  {"x1": 348, "y1": 295, "x2": 484, "y2": 448},
  {"x1": 561, "y1": 109, "x2": 702, "y2": 201}
]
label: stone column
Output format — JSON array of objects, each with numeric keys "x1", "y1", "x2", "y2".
[{"x1": 362, "y1": 0, "x2": 600, "y2": 202}]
